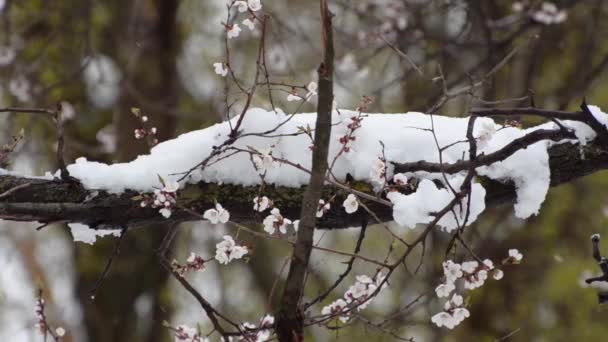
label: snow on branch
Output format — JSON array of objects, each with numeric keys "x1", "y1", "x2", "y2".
[{"x1": 1, "y1": 106, "x2": 608, "y2": 232}]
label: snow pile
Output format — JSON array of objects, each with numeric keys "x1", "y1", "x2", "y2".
[
  {"x1": 59, "y1": 106, "x2": 608, "y2": 230},
  {"x1": 68, "y1": 223, "x2": 121, "y2": 245}
]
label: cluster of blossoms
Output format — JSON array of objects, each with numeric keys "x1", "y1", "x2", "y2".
[
  {"x1": 131, "y1": 108, "x2": 159, "y2": 145},
  {"x1": 173, "y1": 324, "x2": 208, "y2": 342},
  {"x1": 342, "y1": 194, "x2": 359, "y2": 214},
  {"x1": 252, "y1": 147, "x2": 278, "y2": 174},
  {"x1": 432, "y1": 249, "x2": 524, "y2": 329},
  {"x1": 171, "y1": 252, "x2": 206, "y2": 276},
  {"x1": 140, "y1": 181, "x2": 179, "y2": 218},
  {"x1": 203, "y1": 203, "x2": 230, "y2": 224},
  {"x1": 286, "y1": 81, "x2": 318, "y2": 102},
  {"x1": 213, "y1": 0, "x2": 262, "y2": 77},
  {"x1": 238, "y1": 314, "x2": 274, "y2": 342},
  {"x1": 34, "y1": 295, "x2": 66, "y2": 339},
  {"x1": 321, "y1": 273, "x2": 387, "y2": 323},
  {"x1": 337, "y1": 113, "x2": 363, "y2": 153},
  {"x1": 215, "y1": 235, "x2": 248, "y2": 265},
  {"x1": 513, "y1": 1, "x2": 567, "y2": 25}
]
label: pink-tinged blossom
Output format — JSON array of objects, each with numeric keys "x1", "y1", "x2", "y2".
[
  {"x1": 203, "y1": 203, "x2": 230, "y2": 224},
  {"x1": 321, "y1": 299, "x2": 349, "y2": 322},
  {"x1": 174, "y1": 324, "x2": 208, "y2": 342},
  {"x1": 252, "y1": 147, "x2": 277, "y2": 173},
  {"x1": 393, "y1": 173, "x2": 408, "y2": 185},
  {"x1": 215, "y1": 235, "x2": 248, "y2": 265},
  {"x1": 263, "y1": 208, "x2": 291, "y2": 234},
  {"x1": 227, "y1": 24, "x2": 241, "y2": 39},
  {"x1": 461, "y1": 261, "x2": 478, "y2": 274},
  {"x1": 370, "y1": 158, "x2": 386, "y2": 184},
  {"x1": 343, "y1": 194, "x2": 359, "y2": 214}
]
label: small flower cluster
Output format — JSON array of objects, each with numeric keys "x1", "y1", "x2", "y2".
[
  {"x1": 140, "y1": 181, "x2": 179, "y2": 218},
  {"x1": 321, "y1": 273, "x2": 387, "y2": 323},
  {"x1": 338, "y1": 114, "x2": 363, "y2": 153},
  {"x1": 238, "y1": 314, "x2": 274, "y2": 342},
  {"x1": 286, "y1": 81, "x2": 318, "y2": 102},
  {"x1": 215, "y1": 235, "x2": 248, "y2": 265},
  {"x1": 513, "y1": 1, "x2": 567, "y2": 25},
  {"x1": 34, "y1": 292, "x2": 66, "y2": 339},
  {"x1": 131, "y1": 108, "x2": 158, "y2": 146},
  {"x1": 342, "y1": 194, "x2": 359, "y2": 214},
  {"x1": 171, "y1": 252, "x2": 206, "y2": 276},
  {"x1": 173, "y1": 324, "x2": 208, "y2": 342},
  {"x1": 432, "y1": 250, "x2": 524, "y2": 329},
  {"x1": 203, "y1": 203, "x2": 230, "y2": 224},
  {"x1": 213, "y1": 0, "x2": 263, "y2": 77},
  {"x1": 392, "y1": 173, "x2": 408, "y2": 186}
]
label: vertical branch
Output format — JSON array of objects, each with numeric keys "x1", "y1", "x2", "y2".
[{"x1": 276, "y1": 1, "x2": 334, "y2": 341}]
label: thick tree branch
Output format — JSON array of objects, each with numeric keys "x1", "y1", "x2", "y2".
[{"x1": 1, "y1": 138, "x2": 608, "y2": 230}]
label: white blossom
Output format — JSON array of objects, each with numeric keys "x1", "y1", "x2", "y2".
[
  {"x1": 203, "y1": 203, "x2": 230, "y2": 224},
  {"x1": 431, "y1": 311, "x2": 456, "y2": 329},
  {"x1": 483, "y1": 259, "x2": 494, "y2": 270},
  {"x1": 263, "y1": 208, "x2": 291, "y2": 234},
  {"x1": 450, "y1": 294, "x2": 463, "y2": 307},
  {"x1": 532, "y1": 2, "x2": 567, "y2": 25},
  {"x1": 393, "y1": 173, "x2": 408, "y2": 185},
  {"x1": 316, "y1": 199, "x2": 330, "y2": 218},
  {"x1": 242, "y1": 18, "x2": 255, "y2": 31},
  {"x1": 292, "y1": 220, "x2": 300, "y2": 231},
  {"x1": 248, "y1": 0, "x2": 262, "y2": 12},
  {"x1": 253, "y1": 196, "x2": 270, "y2": 212},
  {"x1": 493, "y1": 269, "x2": 504, "y2": 280},
  {"x1": 286, "y1": 93, "x2": 301, "y2": 102},
  {"x1": 508, "y1": 248, "x2": 523, "y2": 262},
  {"x1": 234, "y1": 0, "x2": 248, "y2": 12},
  {"x1": 370, "y1": 158, "x2": 386, "y2": 184},
  {"x1": 461, "y1": 260, "x2": 478, "y2": 274},
  {"x1": 55, "y1": 327, "x2": 66, "y2": 337},
  {"x1": 435, "y1": 282, "x2": 455, "y2": 298},
  {"x1": 343, "y1": 194, "x2": 359, "y2": 214},
  {"x1": 213, "y1": 62, "x2": 229, "y2": 77},
  {"x1": 305, "y1": 81, "x2": 317, "y2": 100},
  {"x1": 227, "y1": 24, "x2": 242, "y2": 39},
  {"x1": 162, "y1": 181, "x2": 180, "y2": 193},
  {"x1": 215, "y1": 235, "x2": 248, "y2": 265},
  {"x1": 321, "y1": 299, "x2": 349, "y2": 322},
  {"x1": 159, "y1": 208, "x2": 172, "y2": 218},
  {"x1": 252, "y1": 148, "x2": 277, "y2": 173},
  {"x1": 443, "y1": 260, "x2": 463, "y2": 283}
]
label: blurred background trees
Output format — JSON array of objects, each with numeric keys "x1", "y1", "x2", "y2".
[{"x1": 1, "y1": 0, "x2": 608, "y2": 341}]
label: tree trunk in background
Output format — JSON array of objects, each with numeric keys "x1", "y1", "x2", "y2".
[{"x1": 75, "y1": 1, "x2": 179, "y2": 341}]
